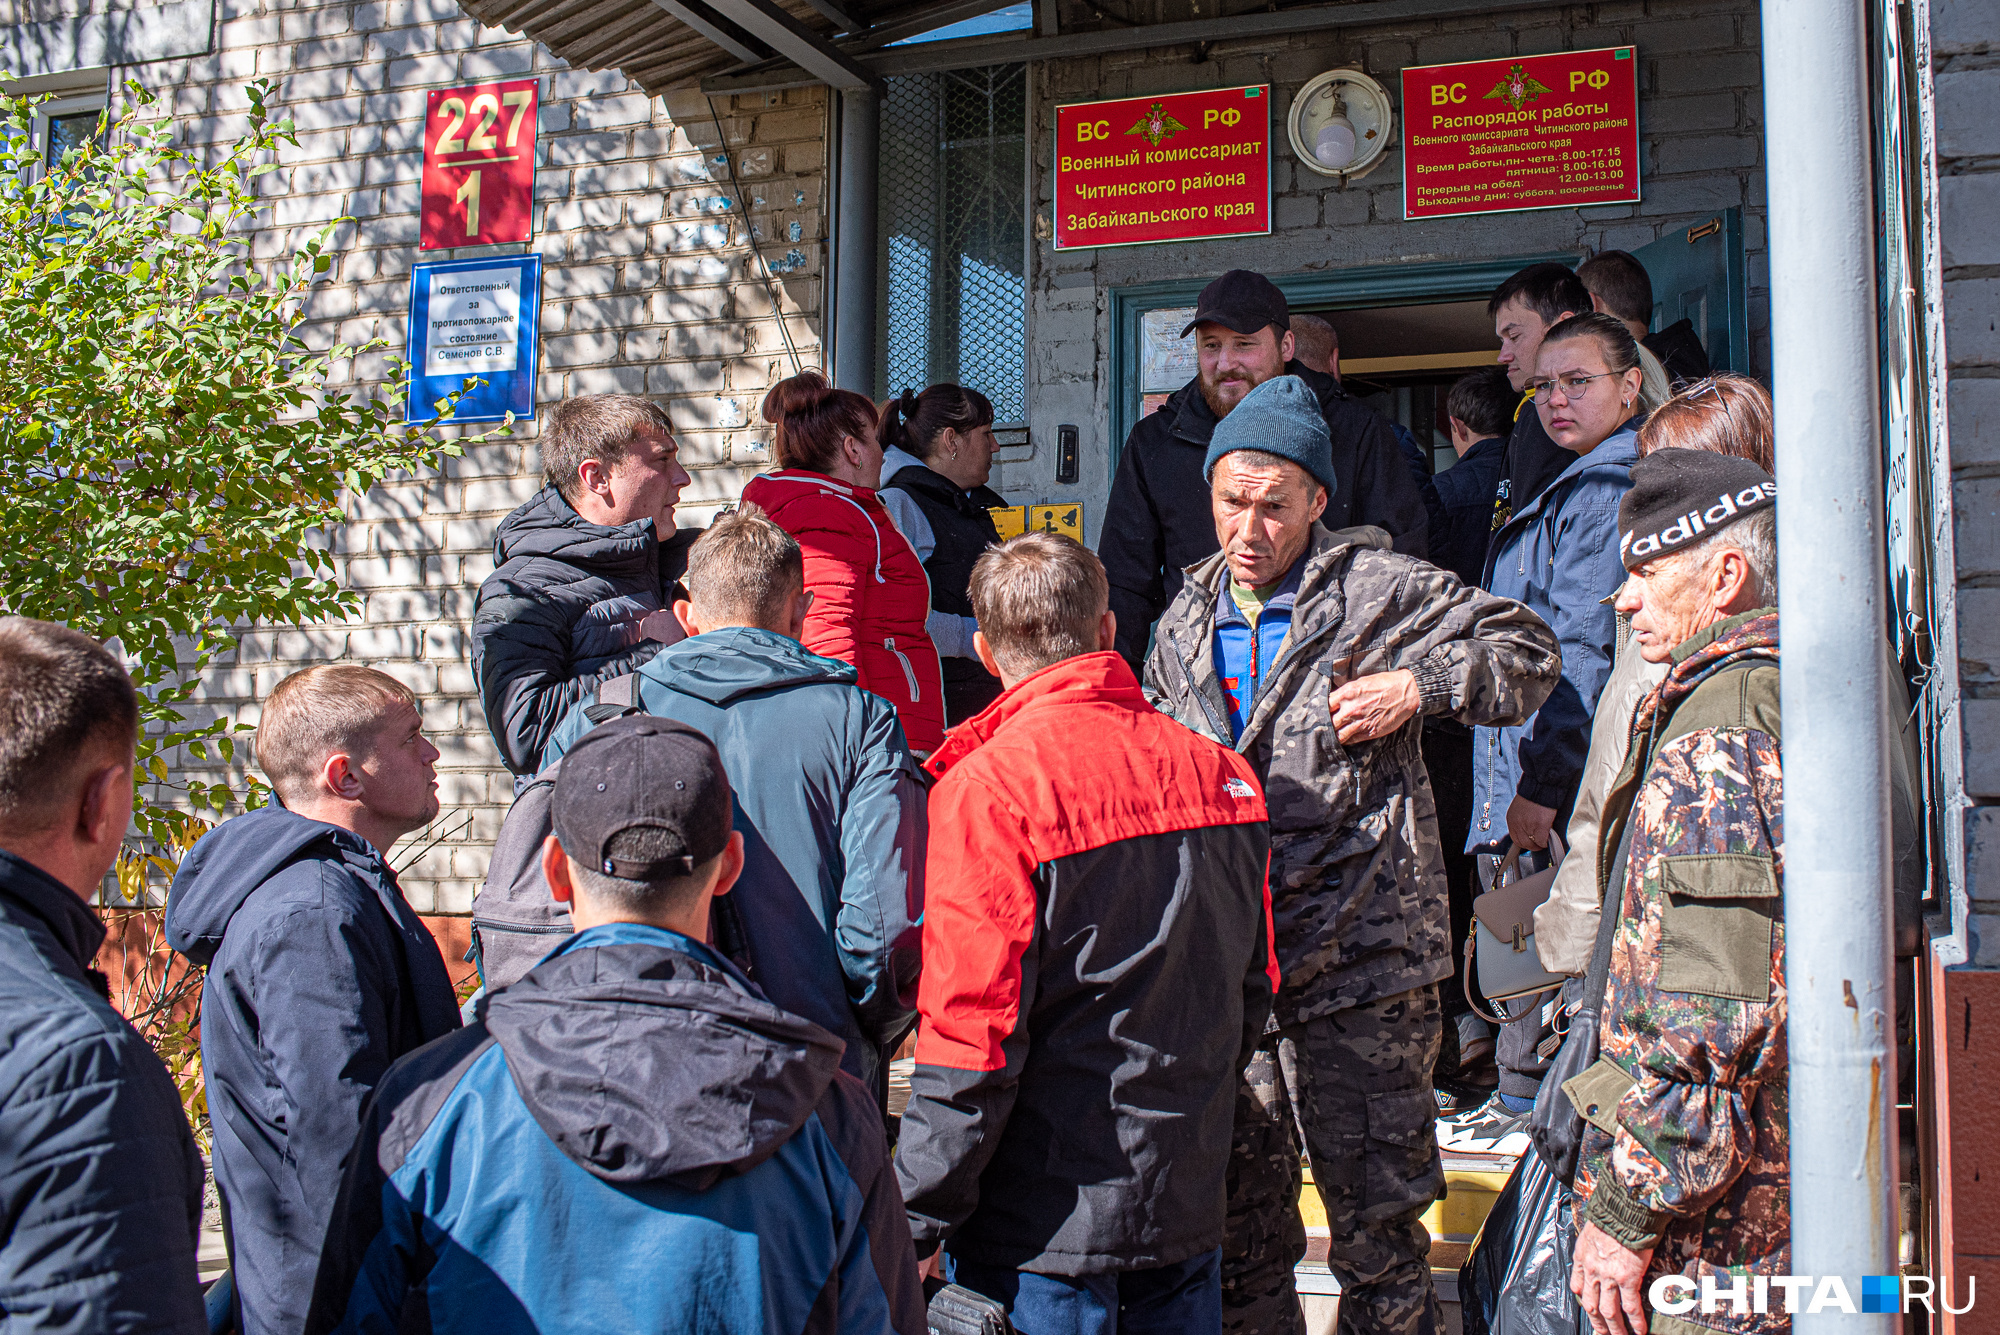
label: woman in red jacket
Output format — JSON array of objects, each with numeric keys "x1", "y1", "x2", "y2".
[{"x1": 742, "y1": 372, "x2": 947, "y2": 753}]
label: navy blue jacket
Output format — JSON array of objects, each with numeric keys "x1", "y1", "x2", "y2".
[
  {"x1": 545, "y1": 627, "x2": 925, "y2": 1092},
  {"x1": 306, "y1": 924, "x2": 926, "y2": 1335},
  {"x1": 1468, "y1": 422, "x2": 1639, "y2": 847},
  {"x1": 1425, "y1": 433, "x2": 1507, "y2": 587},
  {"x1": 166, "y1": 808, "x2": 461, "y2": 1335},
  {"x1": 471, "y1": 486, "x2": 701, "y2": 776},
  {"x1": 0, "y1": 849, "x2": 206, "y2": 1334}
]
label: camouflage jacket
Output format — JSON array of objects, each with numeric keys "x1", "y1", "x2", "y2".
[
  {"x1": 1144, "y1": 523, "x2": 1560, "y2": 1025},
  {"x1": 1572, "y1": 610, "x2": 1786, "y2": 1333}
]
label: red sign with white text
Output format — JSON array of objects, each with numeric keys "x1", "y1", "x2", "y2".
[
  {"x1": 1401, "y1": 47, "x2": 1639, "y2": 220},
  {"x1": 1053, "y1": 85, "x2": 1270, "y2": 250},
  {"x1": 421, "y1": 79, "x2": 538, "y2": 250}
]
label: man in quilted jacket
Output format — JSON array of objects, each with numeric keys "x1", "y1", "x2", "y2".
[
  {"x1": 1144, "y1": 376, "x2": 1561, "y2": 1335},
  {"x1": 1569, "y1": 451, "x2": 1786, "y2": 1335}
]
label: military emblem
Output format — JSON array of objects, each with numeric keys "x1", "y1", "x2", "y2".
[
  {"x1": 1125, "y1": 102, "x2": 1187, "y2": 147},
  {"x1": 1483, "y1": 63, "x2": 1551, "y2": 112}
]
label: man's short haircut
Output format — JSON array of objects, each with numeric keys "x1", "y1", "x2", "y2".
[
  {"x1": 1488, "y1": 262, "x2": 1593, "y2": 325},
  {"x1": 1576, "y1": 250, "x2": 1654, "y2": 325},
  {"x1": 1289, "y1": 314, "x2": 1337, "y2": 368},
  {"x1": 1445, "y1": 365, "x2": 1516, "y2": 439},
  {"x1": 968, "y1": 534, "x2": 1109, "y2": 680},
  {"x1": 541, "y1": 395, "x2": 675, "y2": 503},
  {"x1": 683, "y1": 502, "x2": 804, "y2": 629},
  {"x1": 1672, "y1": 507, "x2": 1778, "y2": 606},
  {"x1": 569, "y1": 834, "x2": 720, "y2": 915},
  {"x1": 257, "y1": 666, "x2": 419, "y2": 807},
  {"x1": 1637, "y1": 373, "x2": 1774, "y2": 472},
  {"x1": 0, "y1": 618, "x2": 139, "y2": 834}
]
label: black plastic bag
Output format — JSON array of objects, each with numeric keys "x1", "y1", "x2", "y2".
[{"x1": 1458, "y1": 1149, "x2": 1589, "y2": 1335}]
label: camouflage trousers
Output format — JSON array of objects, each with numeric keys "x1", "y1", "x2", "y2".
[{"x1": 1221, "y1": 985, "x2": 1446, "y2": 1335}]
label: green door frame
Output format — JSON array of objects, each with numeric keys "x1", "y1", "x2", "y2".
[{"x1": 1106, "y1": 251, "x2": 1584, "y2": 470}]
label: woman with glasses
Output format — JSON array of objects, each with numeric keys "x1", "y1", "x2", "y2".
[{"x1": 1440, "y1": 311, "x2": 1657, "y2": 1152}]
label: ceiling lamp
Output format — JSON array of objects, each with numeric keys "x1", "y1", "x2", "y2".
[{"x1": 1289, "y1": 69, "x2": 1394, "y2": 181}]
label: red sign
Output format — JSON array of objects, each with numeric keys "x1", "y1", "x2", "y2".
[
  {"x1": 421, "y1": 79, "x2": 538, "y2": 250},
  {"x1": 1053, "y1": 85, "x2": 1270, "y2": 250},
  {"x1": 1401, "y1": 47, "x2": 1639, "y2": 220}
]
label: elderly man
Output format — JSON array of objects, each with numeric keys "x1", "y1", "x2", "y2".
[
  {"x1": 1100, "y1": 269, "x2": 1428, "y2": 672},
  {"x1": 1144, "y1": 375, "x2": 1561, "y2": 1335},
  {"x1": 1568, "y1": 450, "x2": 1784, "y2": 1335},
  {"x1": 473, "y1": 394, "x2": 697, "y2": 778}
]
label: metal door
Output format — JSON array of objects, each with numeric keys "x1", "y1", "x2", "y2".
[{"x1": 1631, "y1": 207, "x2": 1749, "y2": 373}]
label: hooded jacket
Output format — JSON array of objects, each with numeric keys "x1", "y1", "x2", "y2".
[
  {"x1": 306, "y1": 923, "x2": 925, "y2": 1335},
  {"x1": 1468, "y1": 422, "x2": 1639, "y2": 848},
  {"x1": 896, "y1": 652, "x2": 1275, "y2": 1276},
  {"x1": 742, "y1": 471, "x2": 947, "y2": 754},
  {"x1": 1099, "y1": 362, "x2": 1430, "y2": 672},
  {"x1": 165, "y1": 807, "x2": 461, "y2": 1335},
  {"x1": 471, "y1": 485, "x2": 700, "y2": 776},
  {"x1": 1145, "y1": 523, "x2": 1561, "y2": 1025},
  {"x1": 1571, "y1": 612, "x2": 1788, "y2": 1330},
  {"x1": 0, "y1": 849, "x2": 207, "y2": 1335},
  {"x1": 544, "y1": 627, "x2": 926, "y2": 1091}
]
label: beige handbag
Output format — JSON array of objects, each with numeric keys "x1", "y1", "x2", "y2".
[{"x1": 1464, "y1": 833, "x2": 1568, "y2": 1023}]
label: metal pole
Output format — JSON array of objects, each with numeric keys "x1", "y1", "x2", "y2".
[
  {"x1": 1762, "y1": 0, "x2": 1898, "y2": 1321},
  {"x1": 832, "y1": 87, "x2": 879, "y2": 394}
]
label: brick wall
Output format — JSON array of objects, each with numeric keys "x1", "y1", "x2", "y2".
[
  {"x1": 1938, "y1": 0, "x2": 2000, "y2": 966},
  {"x1": 12, "y1": 0, "x2": 835, "y2": 914},
  {"x1": 1025, "y1": 0, "x2": 1769, "y2": 542}
]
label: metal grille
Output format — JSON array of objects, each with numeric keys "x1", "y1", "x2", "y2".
[{"x1": 878, "y1": 65, "x2": 1028, "y2": 423}]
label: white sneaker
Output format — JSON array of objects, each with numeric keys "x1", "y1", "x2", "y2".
[{"x1": 1436, "y1": 1093, "x2": 1530, "y2": 1154}]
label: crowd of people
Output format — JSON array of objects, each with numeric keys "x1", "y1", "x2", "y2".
[{"x1": 0, "y1": 250, "x2": 1843, "y2": 1335}]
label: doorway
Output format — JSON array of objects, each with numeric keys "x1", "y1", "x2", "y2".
[{"x1": 1317, "y1": 298, "x2": 1502, "y2": 476}]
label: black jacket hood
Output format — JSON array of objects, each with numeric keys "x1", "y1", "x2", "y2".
[
  {"x1": 647, "y1": 626, "x2": 859, "y2": 709},
  {"x1": 483, "y1": 937, "x2": 845, "y2": 1189},
  {"x1": 491, "y1": 485, "x2": 661, "y2": 577},
  {"x1": 165, "y1": 806, "x2": 375, "y2": 966}
]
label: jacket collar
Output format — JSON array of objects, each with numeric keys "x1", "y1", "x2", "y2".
[
  {"x1": 1493, "y1": 418, "x2": 1642, "y2": 538},
  {"x1": 758, "y1": 468, "x2": 879, "y2": 501},
  {"x1": 925, "y1": 651, "x2": 1143, "y2": 778},
  {"x1": 1632, "y1": 608, "x2": 1780, "y2": 739},
  {"x1": 0, "y1": 847, "x2": 106, "y2": 981},
  {"x1": 1213, "y1": 550, "x2": 1307, "y2": 630}
]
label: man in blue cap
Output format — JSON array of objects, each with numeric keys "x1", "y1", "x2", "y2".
[{"x1": 1143, "y1": 376, "x2": 1562, "y2": 1335}]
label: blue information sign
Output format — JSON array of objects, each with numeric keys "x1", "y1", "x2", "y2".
[{"x1": 406, "y1": 253, "x2": 540, "y2": 423}]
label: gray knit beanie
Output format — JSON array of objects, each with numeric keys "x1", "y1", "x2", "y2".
[{"x1": 1202, "y1": 375, "x2": 1337, "y2": 497}]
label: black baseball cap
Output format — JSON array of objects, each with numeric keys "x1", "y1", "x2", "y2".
[
  {"x1": 552, "y1": 715, "x2": 734, "y2": 881},
  {"x1": 1180, "y1": 269, "x2": 1291, "y2": 339}
]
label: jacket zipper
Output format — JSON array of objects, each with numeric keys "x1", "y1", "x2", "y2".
[
  {"x1": 1163, "y1": 629, "x2": 1234, "y2": 743},
  {"x1": 885, "y1": 637, "x2": 921, "y2": 703}
]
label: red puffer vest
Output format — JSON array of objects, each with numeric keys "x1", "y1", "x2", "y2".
[{"x1": 742, "y1": 469, "x2": 947, "y2": 753}]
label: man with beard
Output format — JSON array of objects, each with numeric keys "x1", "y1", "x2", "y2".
[{"x1": 1100, "y1": 270, "x2": 1428, "y2": 671}]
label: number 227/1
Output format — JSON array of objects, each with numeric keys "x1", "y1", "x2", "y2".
[{"x1": 433, "y1": 89, "x2": 533, "y2": 158}]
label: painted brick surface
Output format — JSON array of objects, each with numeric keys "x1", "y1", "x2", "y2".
[{"x1": 0, "y1": 0, "x2": 829, "y2": 913}]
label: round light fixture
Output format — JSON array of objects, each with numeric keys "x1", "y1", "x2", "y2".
[{"x1": 1288, "y1": 69, "x2": 1393, "y2": 180}]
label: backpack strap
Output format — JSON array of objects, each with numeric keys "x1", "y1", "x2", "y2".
[{"x1": 583, "y1": 670, "x2": 643, "y2": 724}]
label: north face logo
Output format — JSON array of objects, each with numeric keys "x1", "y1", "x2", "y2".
[{"x1": 1224, "y1": 778, "x2": 1256, "y2": 798}]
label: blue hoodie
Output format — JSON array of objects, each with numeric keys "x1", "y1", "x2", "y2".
[
  {"x1": 305, "y1": 924, "x2": 926, "y2": 1335},
  {"x1": 165, "y1": 807, "x2": 461, "y2": 1335},
  {"x1": 1468, "y1": 421, "x2": 1640, "y2": 849},
  {"x1": 544, "y1": 626, "x2": 926, "y2": 1092}
]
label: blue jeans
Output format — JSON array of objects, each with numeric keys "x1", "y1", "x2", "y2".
[{"x1": 947, "y1": 1248, "x2": 1223, "y2": 1335}]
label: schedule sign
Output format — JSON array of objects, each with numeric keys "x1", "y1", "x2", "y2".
[
  {"x1": 1053, "y1": 85, "x2": 1270, "y2": 250},
  {"x1": 1402, "y1": 47, "x2": 1639, "y2": 220},
  {"x1": 420, "y1": 78, "x2": 538, "y2": 250}
]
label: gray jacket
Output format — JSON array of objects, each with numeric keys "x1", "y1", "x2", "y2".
[{"x1": 1144, "y1": 523, "x2": 1561, "y2": 1024}]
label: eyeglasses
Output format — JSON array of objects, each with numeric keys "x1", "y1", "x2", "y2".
[{"x1": 1528, "y1": 371, "x2": 1617, "y2": 403}]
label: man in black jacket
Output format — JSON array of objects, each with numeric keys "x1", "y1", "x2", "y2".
[
  {"x1": 1100, "y1": 270, "x2": 1428, "y2": 671},
  {"x1": 0, "y1": 618, "x2": 207, "y2": 1335},
  {"x1": 167, "y1": 666, "x2": 462, "y2": 1335},
  {"x1": 1488, "y1": 263, "x2": 1592, "y2": 535},
  {"x1": 472, "y1": 394, "x2": 698, "y2": 778}
]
